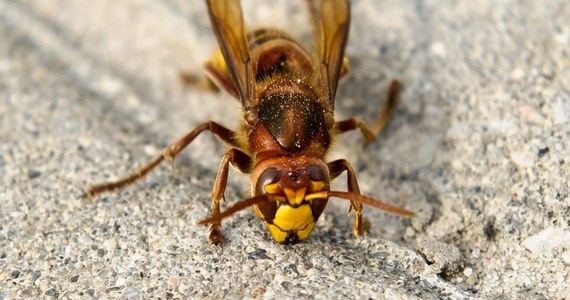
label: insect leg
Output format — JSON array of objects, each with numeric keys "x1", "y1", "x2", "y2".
[
  {"x1": 203, "y1": 60, "x2": 240, "y2": 99},
  {"x1": 209, "y1": 148, "x2": 252, "y2": 245},
  {"x1": 334, "y1": 80, "x2": 400, "y2": 143},
  {"x1": 88, "y1": 121, "x2": 237, "y2": 197},
  {"x1": 327, "y1": 159, "x2": 367, "y2": 236}
]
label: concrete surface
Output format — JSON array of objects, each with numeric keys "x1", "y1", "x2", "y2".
[{"x1": 1, "y1": 0, "x2": 568, "y2": 299}]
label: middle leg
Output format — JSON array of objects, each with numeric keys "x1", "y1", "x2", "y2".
[{"x1": 334, "y1": 80, "x2": 400, "y2": 143}]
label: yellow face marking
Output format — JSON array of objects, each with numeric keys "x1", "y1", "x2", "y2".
[
  {"x1": 283, "y1": 188, "x2": 306, "y2": 206},
  {"x1": 273, "y1": 204, "x2": 313, "y2": 230},
  {"x1": 264, "y1": 183, "x2": 282, "y2": 195},
  {"x1": 267, "y1": 222, "x2": 316, "y2": 243},
  {"x1": 305, "y1": 191, "x2": 328, "y2": 201},
  {"x1": 267, "y1": 224, "x2": 288, "y2": 243},
  {"x1": 310, "y1": 181, "x2": 325, "y2": 192},
  {"x1": 266, "y1": 204, "x2": 316, "y2": 243},
  {"x1": 296, "y1": 222, "x2": 316, "y2": 241}
]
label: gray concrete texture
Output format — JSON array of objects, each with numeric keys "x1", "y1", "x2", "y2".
[{"x1": 1, "y1": 0, "x2": 569, "y2": 298}]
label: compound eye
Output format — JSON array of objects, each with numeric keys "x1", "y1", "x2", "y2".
[
  {"x1": 255, "y1": 167, "x2": 281, "y2": 195},
  {"x1": 307, "y1": 165, "x2": 328, "y2": 192},
  {"x1": 307, "y1": 165, "x2": 325, "y2": 181}
]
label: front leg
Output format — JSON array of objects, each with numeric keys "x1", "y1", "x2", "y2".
[
  {"x1": 209, "y1": 148, "x2": 252, "y2": 245},
  {"x1": 327, "y1": 159, "x2": 367, "y2": 237},
  {"x1": 88, "y1": 121, "x2": 237, "y2": 196}
]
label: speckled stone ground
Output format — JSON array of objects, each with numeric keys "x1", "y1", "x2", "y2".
[{"x1": 1, "y1": 0, "x2": 568, "y2": 299}]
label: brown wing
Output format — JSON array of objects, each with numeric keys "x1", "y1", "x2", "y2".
[
  {"x1": 206, "y1": 0, "x2": 255, "y2": 109},
  {"x1": 307, "y1": 0, "x2": 350, "y2": 110}
]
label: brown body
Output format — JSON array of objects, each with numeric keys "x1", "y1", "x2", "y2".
[
  {"x1": 88, "y1": 0, "x2": 414, "y2": 245},
  {"x1": 204, "y1": 25, "x2": 340, "y2": 243}
]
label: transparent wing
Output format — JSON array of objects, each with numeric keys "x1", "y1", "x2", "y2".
[
  {"x1": 206, "y1": 0, "x2": 255, "y2": 108},
  {"x1": 307, "y1": 0, "x2": 350, "y2": 109}
]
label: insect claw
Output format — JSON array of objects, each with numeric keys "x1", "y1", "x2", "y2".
[
  {"x1": 82, "y1": 189, "x2": 95, "y2": 202},
  {"x1": 208, "y1": 224, "x2": 224, "y2": 246},
  {"x1": 353, "y1": 214, "x2": 370, "y2": 237}
]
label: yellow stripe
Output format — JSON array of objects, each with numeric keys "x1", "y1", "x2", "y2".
[
  {"x1": 311, "y1": 181, "x2": 326, "y2": 192},
  {"x1": 284, "y1": 188, "x2": 306, "y2": 206},
  {"x1": 264, "y1": 183, "x2": 281, "y2": 195}
]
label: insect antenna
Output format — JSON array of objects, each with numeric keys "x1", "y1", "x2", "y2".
[
  {"x1": 197, "y1": 195, "x2": 277, "y2": 225},
  {"x1": 198, "y1": 191, "x2": 414, "y2": 226},
  {"x1": 306, "y1": 191, "x2": 415, "y2": 217}
]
